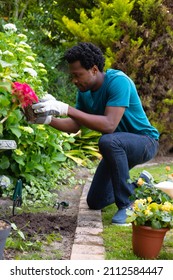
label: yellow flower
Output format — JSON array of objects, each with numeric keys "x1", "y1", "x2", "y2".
[
  {"x1": 161, "y1": 202, "x2": 173, "y2": 212},
  {"x1": 161, "y1": 205, "x2": 171, "y2": 211},
  {"x1": 37, "y1": 125, "x2": 45, "y2": 130},
  {"x1": 14, "y1": 149, "x2": 24, "y2": 156},
  {"x1": 148, "y1": 202, "x2": 159, "y2": 211},
  {"x1": 144, "y1": 209, "x2": 151, "y2": 216},
  {"x1": 135, "y1": 198, "x2": 146, "y2": 205},
  {"x1": 137, "y1": 178, "x2": 145, "y2": 186},
  {"x1": 166, "y1": 166, "x2": 171, "y2": 171},
  {"x1": 168, "y1": 174, "x2": 173, "y2": 181},
  {"x1": 39, "y1": 68, "x2": 47, "y2": 74},
  {"x1": 147, "y1": 197, "x2": 152, "y2": 203}
]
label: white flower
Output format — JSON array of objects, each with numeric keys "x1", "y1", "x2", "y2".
[
  {"x1": 0, "y1": 175, "x2": 11, "y2": 188},
  {"x1": 23, "y1": 61, "x2": 33, "y2": 68},
  {"x1": 18, "y1": 42, "x2": 31, "y2": 49},
  {"x1": 3, "y1": 50, "x2": 14, "y2": 57},
  {"x1": 38, "y1": 63, "x2": 45, "y2": 68},
  {"x1": 3, "y1": 23, "x2": 17, "y2": 33},
  {"x1": 17, "y1": 33, "x2": 27, "y2": 41},
  {"x1": 19, "y1": 126, "x2": 34, "y2": 134},
  {"x1": 16, "y1": 47, "x2": 26, "y2": 53},
  {"x1": 26, "y1": 56, "x2": 35, "y2": 62},
  {"x1": 24, "y1": 67, "x2": 37, "y2": 77}
]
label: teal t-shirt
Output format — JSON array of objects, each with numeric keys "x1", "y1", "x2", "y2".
[{"x1": 76, "y1": 69, "x2": 159, "y2": 140}]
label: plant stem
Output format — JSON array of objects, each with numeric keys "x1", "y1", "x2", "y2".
[{"x1": 0, "y1": 103, "x2": 19, "y2": 124}]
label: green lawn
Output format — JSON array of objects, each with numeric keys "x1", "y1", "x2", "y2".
[{"x1": 101, "y1": 163, "x2": 173, "y2": 260}]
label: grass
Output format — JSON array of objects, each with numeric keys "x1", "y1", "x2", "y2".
[{"x1": 101, "y1": 163, "x2": 173, "y2": 260}]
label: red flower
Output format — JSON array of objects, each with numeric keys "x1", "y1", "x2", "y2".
[{"x1": 12, "y1": 82, "x2": 39, "y2": 108}]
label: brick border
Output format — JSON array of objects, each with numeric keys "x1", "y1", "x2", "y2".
[{"x1": 70, "y1": 182, "x2": 105, "y2": 260}]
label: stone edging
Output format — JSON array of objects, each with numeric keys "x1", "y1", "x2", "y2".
[{"x1": 70, "y1": 182, "x2": 105, "y2": 260}]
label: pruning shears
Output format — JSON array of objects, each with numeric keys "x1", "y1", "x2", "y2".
[{"x1": 12, "y1": 178, "x2": 22, "y2": 216}]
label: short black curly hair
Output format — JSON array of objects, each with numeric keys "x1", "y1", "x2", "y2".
[{"x1": 64, "y1": 42, "x2": 105, "y2": 72}]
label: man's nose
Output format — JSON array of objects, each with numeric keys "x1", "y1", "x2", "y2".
[{"x1": 72, "y1": 77, "x2": 78, "y2": 85}]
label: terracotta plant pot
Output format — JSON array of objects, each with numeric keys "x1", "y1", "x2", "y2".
[
  {"x1": 132, "y1": 223, "x2": 169, "y2": 259},
  {"x1": 0, "y1": 219, "x2": 11, "y2": 260}
]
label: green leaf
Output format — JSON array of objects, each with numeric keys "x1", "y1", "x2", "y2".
[
  {"x1": 9, "y1": 127, "x2": 21, "y2": 138},
  {"x1": 11, "y1": 223, "x2": 17, "y2": 230},
  {"x1": 0, "y1": 155, "x2": 10, "y2": 169},
  {"x1": 0, "y1": 81, "x2": 12, "y2": 93},
  {"x1": 14, "y1": 157, "x2": 25, "y2": 166},
  {"x1": 63, "y1": 142, "x2": 71, "y2": 150},
  {"x1": 34, "y1": 164, "x2": 45, "y2": 172},
  {"x1": 54, "y1": 152, "x2": 67, "y2": 162},
  {"x1": 151, "y1": 220, "x2": 162, "y2": 229},
  {"x1": 18, "y1": 230, "x2": 25, "y2": 240}
]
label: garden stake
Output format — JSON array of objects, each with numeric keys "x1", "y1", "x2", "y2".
[
  {"x1": 12, "y1": 179, "x2": 22, "y2": 216},
  {"x1": 54, "y1": 201, "x2": 69, "y2": 211}
]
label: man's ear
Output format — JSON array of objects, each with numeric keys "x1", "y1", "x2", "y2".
[{"x1": 92, "y1": 65, "x2": 99, "y2": 75}]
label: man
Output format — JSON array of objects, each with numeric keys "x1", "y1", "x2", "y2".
[{"x1": 32, "y1": 42, "x2": 159, "y2": 225}]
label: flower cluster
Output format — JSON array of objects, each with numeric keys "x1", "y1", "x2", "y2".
[
  {"x1": 126, "y1": 198, "x2": 173, "y2": 229},
  {"x1": 0, "y1": 175, "x2": 11, "y2": 189},
  {"x1": 0, "y1": 175, "x2": 11, "y2": 197},
  {"x1": 3, "y1": 23, "x2": 17, "y2": 34},
  {"x1": 12, "y1": 82, "x2": 39, "y2": 108},
  {"x1": 127, "y1": 167, "x2": 173, "y2": 229}
]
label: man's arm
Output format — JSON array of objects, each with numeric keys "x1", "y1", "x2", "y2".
[
  {"x1": 32, "y1": 97, "x2": 125, "y2": 134},
  {"x1": 66, "y1": 106, "x2": 125, "y2": 134},
  {"x1": 50, "y1": 117, "x2": 81, "y2": 133}
]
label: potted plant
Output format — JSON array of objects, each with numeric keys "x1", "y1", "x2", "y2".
[
  {"x1": 0, "y1": 219, "x2": 11, "y2": 260},
  {"x1": 126, "y1": 170, "x2": 173, "y2": 259}
]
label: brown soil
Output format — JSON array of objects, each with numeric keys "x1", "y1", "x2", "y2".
[
  {"x1": 1, "y1": 156, "x2": 173, "y2": 260},
  {"x1": 1, "y1": 167, "x2": 89, "y2": 260}
]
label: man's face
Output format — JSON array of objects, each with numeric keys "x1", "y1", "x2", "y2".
[{"x1": 69, "y1": 61, "x2": 98, "y2": 92}]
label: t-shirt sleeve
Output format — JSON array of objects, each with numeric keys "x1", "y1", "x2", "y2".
[{"x1": 106, "y1": 76, "x2": 131, "y2": 107}]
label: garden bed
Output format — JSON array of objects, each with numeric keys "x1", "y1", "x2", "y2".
[{"x1": 1, "y1": 168, "x2": 89, "y2": 260}]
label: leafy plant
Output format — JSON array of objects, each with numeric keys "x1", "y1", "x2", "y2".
[
  {"x1": 60, "y1": 0, "x2": 173, "y2": 155},
  {"x1": 127, "y1": 166, "x2": 173, "y2": 229},
  {"x1": 126, "y1": 198, "x2": 173, "y2": 229}
]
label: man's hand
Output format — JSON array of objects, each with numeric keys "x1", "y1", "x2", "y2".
[
  {"x1": 39, "y1": 93, "x2": 56, "y2": 102},
  {"x1": 32, "y1": 97, "x2": 69, "y2": 116},
  {"x1": 29, "y1": 113, "x2": 53, "y2": 124}
]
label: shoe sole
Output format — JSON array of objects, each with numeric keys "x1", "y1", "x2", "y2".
[{"x1": 112, "y1": 222, "x2": 132, "y2": 227}]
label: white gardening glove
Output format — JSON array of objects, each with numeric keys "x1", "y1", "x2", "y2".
[
  {"x1": 31, "y1": 114, "x2": 53, "y2": 125},
  {"x1": 39, "y1": 93, "x2": 56, "y2": 102},
  {"x1": 32, "y1": 98, "x2": 69, "y2": 116}
]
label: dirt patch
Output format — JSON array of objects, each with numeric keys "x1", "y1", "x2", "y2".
[
  {"x1": 5, "y1": 211, "x2": 77, "y2": 260},
  {"x1": 1, "y1": 167, "x2": 90, "y2": 260}
]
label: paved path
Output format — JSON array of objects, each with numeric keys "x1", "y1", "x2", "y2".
[{"x1": 70, "y1": 182, "x2": 105, "y2": 260}]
